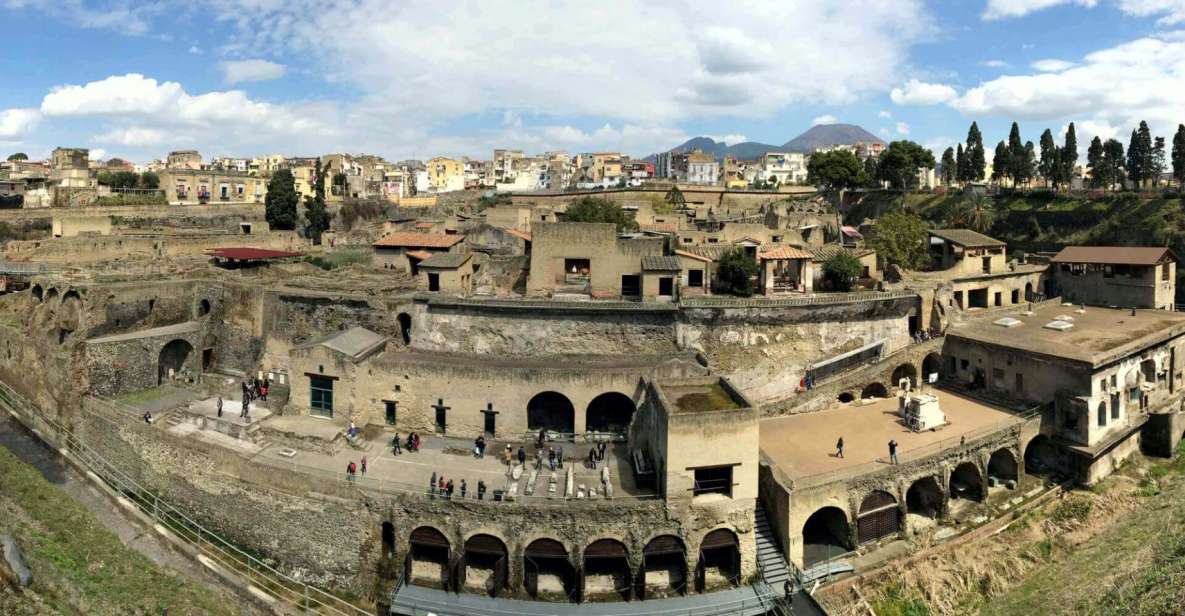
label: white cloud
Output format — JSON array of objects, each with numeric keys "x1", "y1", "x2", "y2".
[
  {"x1": 981, "y1": 0, "x2": 1097, "y2": 20},
  {"x1": 812, "y1": 114, "x2": 838, "y2": 125},
  {"x1": 4, "y1": 0, "x2": 160, "y2": 35},
  {"x1": 42, "y1": 74, "x2": 184, "y2": 116},
  {"x1": 706, "y1": 133, "x2": 748, "y2": 144},
  {"x1": 89, "y1": 148, "x2": 106, "y2": 161},
  {"x1": 1118, "y1": 0, "x2": 1185, "y2": 24},
  {"x1": 896, "y1": 121, "x2": 911, "y2": 135},
  {"x1": 0, "y1": 108, "x2": 40, "y2": 139},
  {"x1": 890, "y1": 78, "x2": 958, "y2": 105},
  {"x1": 188, "y1": 45, "x2": 203, "y2": 55},
  {"x1": 878, "y1": 110, "x2": 892, "y2": 118},
  {"x1": 981, "y1": 59, "x2": 1010, "y2": 68},
  {"x1": 1031, "y1": 58, "x2": 1076, "y2": 71},
  {"x1": 219, "y1": 59, "x2": 286, "y2": 84},
  {"x1": 92, "y1": 127, "x2": 169, "y2": 146}
]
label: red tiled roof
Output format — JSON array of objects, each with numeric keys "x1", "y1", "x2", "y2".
[
  {"x1": 374, "y1": 232, "x2": 464, "y2": 249},
  {"x1": 205, "y1": 247, "x2": 303, "y2": 260},
  {"x1": 640, "y1": 223, "x2": 678, "y2": 234},
  {"x1": 758, "y1": 246, "x2": 813, "y2": 260},
  {"x1": 405, "y1": 250, "x2": 433, "y2": 260},
  {"x1": 503, "y1": 227, "x2": 532, "y2": 241},
  {"x1": 1051, "y1": 246, "x2": 1177, "y2": 266},
  {"x1": 414, "y1": 221, "x2": 435, "y2": 229}
]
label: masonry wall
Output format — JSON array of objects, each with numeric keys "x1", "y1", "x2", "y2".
[
  {"x1": 1054, "y1": 262, "x2": 1175, "y2": 310},
  {"x1": 5, "y1": 230, "x2": 305, "y2": 263}
]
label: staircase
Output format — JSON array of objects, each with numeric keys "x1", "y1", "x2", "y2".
[{"x1": 755, "y1": 504, "x2": 792, "y2": 589}]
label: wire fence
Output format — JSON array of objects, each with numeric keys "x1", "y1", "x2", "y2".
[{"x1": 0, "y1": 381, "x2": 370, "y2": 616}]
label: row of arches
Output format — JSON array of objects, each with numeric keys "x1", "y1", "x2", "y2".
[
  {"x1": 527, "y1": 391, "x2": 636, "y2": 437},
  {"x1": 838, "y1": 353, "x2": 945, "y2": 405},
  {"x1": 801, "y1": 448, "x2": 1021, "y2": 567},
  {"x1": 397, "y1": 525, "x2": 741, "y2": 603}
]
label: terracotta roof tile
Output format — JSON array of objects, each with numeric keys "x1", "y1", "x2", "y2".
[
  {"x1": 374, "y1": 232, "x2": 464, "y2": 249},
  {"x1": 1051, "y1": 246, "x2": 1177, "y2": 266},
  {"x1": 758, "y1": 246, "x2": 813, "y2": 260}
]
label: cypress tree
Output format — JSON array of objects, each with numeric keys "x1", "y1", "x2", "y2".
[
  {"x1": 1172, "y1": 124, "x2": 1185, "y2": 189},
  {"x1": 1087, "y1": 136, "x2": 1104, "y2": 189},
  {"x1": 940, "y1": 147, "x2": 956, "y2": 186},
  {"x1": 1039, "y1": 128, "x2": 1057, "y2": 188},
  {"x1": 956, "y1": 143, "x2": 967, "y2": 183},
  {"x1": 992, "y1": 141, "x2": 1011, "y2": 184},
  {"x1": 265, "y1": 169, "x2": 298, "y2": 230},
  {"x1": 1061, "y1": 122, "x2": 1078, "y2": 188},
  {"x1": 1007, "y1": 122, "x2": 1025, "y2": 182},
  {"x1": 967, "y1": 122, "x2": 986, "y2": 181}
]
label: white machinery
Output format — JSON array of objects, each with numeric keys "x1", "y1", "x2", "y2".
[{"x1": 900, "y1": 392, "x2": 946, "y2": 432}]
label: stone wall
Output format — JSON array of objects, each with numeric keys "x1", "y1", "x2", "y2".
[{"x1": 5, "y1": 230, "x2": 305, "y2": 263}]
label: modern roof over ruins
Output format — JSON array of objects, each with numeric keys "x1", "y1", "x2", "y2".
[
  {"x1": 1050, "y1": 246, "x2": 1178, "y2": 266},
  {"x1": 929, "y1": 229, "x2": 1006, "y2": 248},
  {"x1": 418, "y1": 252, "x2": 472, "y2": 269},
  {"x1": 373, "y1": 232, "x2": 464, "y2": 249},
  {"x1": 292, "y1": 326, "x2": 388, "y2": 361}
]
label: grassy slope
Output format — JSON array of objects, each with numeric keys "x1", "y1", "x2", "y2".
[{"x1": 0, "y1": 445, "x2": 237, "y2": 616}]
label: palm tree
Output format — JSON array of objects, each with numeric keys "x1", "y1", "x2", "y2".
[{"x1": 945, "y1": 193, "x2": 996, "y2": 232}]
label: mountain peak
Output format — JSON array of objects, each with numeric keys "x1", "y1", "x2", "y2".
[{"x1": 781, "y1": 123, "x2": 883, "y2": 153}]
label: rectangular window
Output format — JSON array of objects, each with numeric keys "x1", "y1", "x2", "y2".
[
  {"x1": 692, "y1": 466, "x2": 733, "y2": 498},
  {"x1": 688, "y1": 269, "x2": 704, "y2": 288},
  {"x1": 427, "y1": 273, "x2": 440, "y2": 292},
  {"x1": 1163, "y1": 264, "x2": 1170, "y2": 281},
  {"x1": 384, "y1": 401, "x2": 397, "y2": 425},
  {"x1": 658, "y1": 277, "x2": 674, "y2": 296},
  {"x1": 310, "y1": 376, "x2": 334, "y2": 417}
]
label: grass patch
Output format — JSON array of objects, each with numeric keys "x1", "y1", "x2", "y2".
[
  {"x1": 1049, "y1": 498, "x2": 1093, "y2": 525},
  {"x1": 303, "y1": 249, "x2": 370, "y2": 270},
  {"x1": 671, "y1": 382, "x2": 740, "y2": 413},
  {"x1": 872, "y1": 583, "x2": 933, "y2": 616},
  {"x1": 0, "y1": 444, "x2": 234, "y2": 615}
]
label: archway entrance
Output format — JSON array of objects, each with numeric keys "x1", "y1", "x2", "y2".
[
  {"x1": 802, "y1": 507, "x2": 851, "y2": 568},
  {"x1": 1024, "y1": 435, "x2": 1056, "y2": 476},
  {"x1": 861, "y1": 382, "x2": 888, "y2": 400},
  {"x1": 408, "y1": 527, "x2": 450, "y2": 589},
  {"x1": 397, "y1": 313, "x2": 412, "y2": 345},
  {"x1": 922, "y1": 354, "x2": 942, "y2": 383},
  {"x1": 583, "y1": 539, "x2": 632, "y2": 602},
  {"x1": 906, "y1": 476, "x2": 944, "y2": 518},
  {"x1": 458, "y1": 534, "x2": 508, "y2": 597},
  {"x1": 857, "y1": 491, "x2": 900, "y2": 544},
  {"x1": 696, "y1": 529, "x2": 740, "y2": 593},
  {"x1": 837, "y1": 392, "x2": 855, "y2": 403},
  {"x1": 585, "y1": 392, "x2": 635, "y2": 437},
  {"x1": 891, "y1": 363, "x2": 918, "y2": 390},
  {"x1": 1024, "y1": 282, "x2": 1034, "y2": 301},
  {"x1": 158, "y1": 339, "x2": 195, "y2": 385},
  {"x1": 381, "y1": 522, "x2": 396, "y2": 560},
  {"x1": 988, "y1": 448, "x2": 1018, "y2": 484},
  {"x1": 31, "y1": 284, "x2": 43, "y2": 302},
  {"x1": 640, "y1": 535, "x2": 687, "y2": 599},
  {"x1": 528, "y1": 391, "x2": 575, "y2": 437},
  {"x1": 524, "y1": 539, "x2": 575, "y2": 602},
  {"x1": 950, "y1": 462, "x2": 984, "y2": 502}
]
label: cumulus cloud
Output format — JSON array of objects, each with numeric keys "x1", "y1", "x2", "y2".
[
  {"x1": 878, "y1": 110, "x2": 892, "y2": 118},
  {"x1": 896, "y1": 121, "x2": 911, "y2": 135},
  {"x1": 0, "y1": 108, "x2": 40, "y2": 139},
  {"x1": 981, "y1": 59, "x2": 1010, "y2": 68},
  {"x1": 706, "y1": 133, "x2": 748, "y2": 144},
  {"x1": 1118, "y1": 0, "x2": 1185, "y2": 24},
  {"x1": 1031, "y1": 58, "x2": 1076, "y2": 71},
  {"x1": 981, "y1": 0, "x2": 1097, "y2": 20},
  {"x1": 812, "y1": 114, "x2": 838, "y2": 125},
  {"x1": 188, "y1": 46, "x2": 203, "y2": 55},
  {"x1": 890, "y1": 79, "x2": 958, "y2": 105},
  {"x1": 219, "y1": 59, "x2": 286, "y2": 84},
  {"x1": 92, "y1": 127, "x2": 169, "y2": 146}
]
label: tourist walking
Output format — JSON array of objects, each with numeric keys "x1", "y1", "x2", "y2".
[
  {"x1": 517, "y1": 446, "x2": 526, "y2": 467},
  {"x1": 346, "y1": 461, "x2": 357, "y2": 483},
  {"x1": 548, "y1": 447, "x2": 556, "y2": 472},
  {"x1": 888, "y1": 439, "x2": 899, "y2": 464},
  {"x1": 260, "y1": 380, "x2": 269, "y2": 402},
  {"x1": 557, "y1": 446, "x2": 564, "y2": 469},
  {"x1": 835, "y1": 437, "x2": 844, "y2": 459},
  {"x1": 477, "y1": 435, "x2": 486, "y2": 458},
  {"x1": 360, "y1": 456, "x2": 368, "y2": 477},
  {"x1": 535, "y1": 447, "x2": 543, "y2": 470},
  {"x1": 393, "y1": 432, "x2": 402, "y2": 455},
  {"x1": 216, "y1": 396, "x2": 223, "y2": 418},
  {"x1": 240, "y1": 397, "x2": 249, "y2": 420},
  {"x1": 438, "y1": 476, "x2": 446, "y2": 498},
  {"x1": 445, "y1": 479, "x2": 454, "y2": 500},
  {"x1": 504, "y1": 445, "x2": 513, "y2": 466},
  {"x1": 477, "y1": 480, "x2": 487, "y2": 500},
  {"x1": 460, "y1": 479, "x2": 467, "y2": 499},
  {"x1": 430, "y1": 472, "x2": 437, "y2": 498},
  {"x1": 588, "y1": 447, "x2": 597, "y2": 470}
]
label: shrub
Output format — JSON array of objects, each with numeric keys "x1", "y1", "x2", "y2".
[
  {"x1": 823, "y1": 252, "x2": 862, "y2": 291},
  {"x1": 1049, "y1": 498, "x2": 1093, "y2": 524},
  {"x1": 716, "y1": 247, "x2": 758, "y2": 296},
  {"x1": 338, "y1": 199, "x2": 386, "y2": 231}
]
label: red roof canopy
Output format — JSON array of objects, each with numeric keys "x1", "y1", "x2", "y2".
[{"x1": 205, "y1": 247, "x2": 304, "y2": 260}]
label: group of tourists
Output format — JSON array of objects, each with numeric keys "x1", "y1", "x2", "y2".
[
  {"x1": 236, "y1": 376, "x2": 270, "y2": 422},
  {"x1": 428, "y1": 471, "x2": 487, "y2": 500},
  {"x1": 346, "y1": 456, "x2": 368, "y2": 482},
  {"x1": 587, "y1": 441, "x2": 608, "y2": 469},
  {"x1": 834, "y1": 437, "x2": 899, "y2": 464},
  {"x1": 392, "y1": 432, "x2": 421, "y2": 454}
]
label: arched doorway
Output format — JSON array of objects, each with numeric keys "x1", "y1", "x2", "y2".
[
  {"x1": 891, "y1": 363, "x2": 918, "y2": 390},
  {"x1": 950, "y1": 462, "x2": 984, "y2": 502},
  {"x1": 381, "y1": 522, "x2": 396, "y2": 560},
  {"x1": 30, "y1": 284, "x2": 43, "y2": 302},
  {"x1": 397, "y1": 313, "x2": 412, "y2": 345},
  {"x1": 696, "y1": 529, "x2": 740, "y2": 592},
  {"x1": 640, "y1": 535, "x2": 687, "y2": 599},
  {"x1": 458, "y1": 534, "x2": 508, "y2": 597},
  {"x1": 200, "y1": 334, "x2": 217, "y2": 372},
  {"x1": 802, "y1": 507, "x2": 851, "y2": 568},
  {"x1": 45, "y1": 287, "x2": 59, "y2": 301},
  {"x1": 408, "y1": 526, "x2": 450, "y2": 589},
  {"x1": 1024, "y1": 435, "x2": 1056, "y2": 476},
  {"x1": 583, "y1": 539, "x2": 632, "y2": 602},
  {"x1": 922, "y1": 353, "x2": 942, "y2": 383},
  {"x1": 861, "y1": 382, "x2": 888, "y2": 400},
  {"x1": 1024, "y1": 282, "x2": 1034, "y2": 301},
  {"x1": 906, "y1": 476, "x2": 944, "y2": 518},
  {"x1": 837, "y1": 392, "x2": 855, "y2": 403},
  {"x1": 524, "y1": 538, "x2": 575, "y2": 602},
  {"x1": 197, "y1": 298, "x2": 211, "y2": 317},
  {"x1": 158, "y1": 339, "x2": 195, "y2": 385},
  {"x1": 857, "y1": 491, "x2": 900, "y2": 544},
  {"x1": 988, "y1": 448, "x2": 1018, "y2": 484},
  {"x1": 585, "y1": 392, "x2": 635, "y2": 437},
  {"x1": 528, "y1": 391, "x2": 575, "y2": 436}
]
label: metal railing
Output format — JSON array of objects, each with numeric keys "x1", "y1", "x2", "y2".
[
  {"x1": 0, "y1": 260, "x2": 61, "y2": 274},
  {"x1": 391, "y1": 585, "x2": 776, "y2": 616},
  {"x1": 0, "y1": 381, "x2": 369, "y2": 616}
]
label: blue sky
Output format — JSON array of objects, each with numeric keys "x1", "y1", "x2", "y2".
[{"x1": 3, "y1": 0, "x2": 1185, "y2": 163}]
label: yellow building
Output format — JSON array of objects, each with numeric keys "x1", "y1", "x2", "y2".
[{"x1": 427, "y1": 157, "x2": 465, "y2": 193}]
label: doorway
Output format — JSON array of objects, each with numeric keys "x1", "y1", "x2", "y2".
[
  {"x1": 384, "y1": 401, "x2": 397, "y2": 425},
  {"x1": 621, "y1": 274, "x2": 641, "y2": 298}
]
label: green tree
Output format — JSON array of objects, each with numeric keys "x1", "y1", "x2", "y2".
[
  {"x1": 303, "y1": 159, "x2": 330, "y2": 244},
  {"x1": 1173, "y1": 124, "x2": 1185, "y2": 189},
  {"x1": 992, "y1": 141, "x2": 1011, "y2": 184},
  {"x1": 1061, "y1": 122, "x2": 1078, "y2": 188},
  {"x1": 822, "y1": 252, "x2": 862, "y2": 291},
  {"x1": 715, "y1": 246, "x2": 758, "y2": 296},
  {"x1": 807, "y1": 149, "x2": 865, "y2": 194},
  {"x1": 664, "y1": 185, "x2": 686, "y2": 209},
  {"x1": 940, "y1": 147, "x2": 956, "y2": 186},
  {"x1": 876, "y1": 141, "x2": 935, "y2": 189},
  {"x1": 868, "y1": 211, "x2": 929, "y2": 271},
  {"x1": 1151, "y1": 136, "x2": 1167, "y2": 188},
  {"x1": 265, "y1": 169, "x2": 299, "y2": 230},
  {"x1": 139, "y1": 171, "x2": 159, "y2": 190},
  {"x1": 97, "y1": 170, "x2": 140, "y2": 189},
  {"x1": 1127, "y1": 122, "x2": 1153, "y2": 188},
  {"x1": 1103, "y1": 138, "x2": 1126, "y2": 191},
  {"x1": 1017, "y1": 141, "x2": 1036, "y2": 187},
  {"x1": 1087, "y1": 136, "x2": 1105, "y2": 189},
  {"x1": 1039, "y1": 128, "x2": 1058, "y2": 188},
  {"x1": 1006, "y1": 122, "x2": 1026, "y2": 183},
  {"x1": 863, "y1": 156, "x2": 879, "y2": 187},
  {"x1": 955, "y1": 143, "x2": 967, "y2": 184},
  {"x1": 563, "y1": 196, "x2": 638, "y2": 231},
  {"x1": 966, "y1": 122, "x2": 986, "y2": 181},
  {"x1": 6, "y1": 152, "x2": 28, "y2": 161}
]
